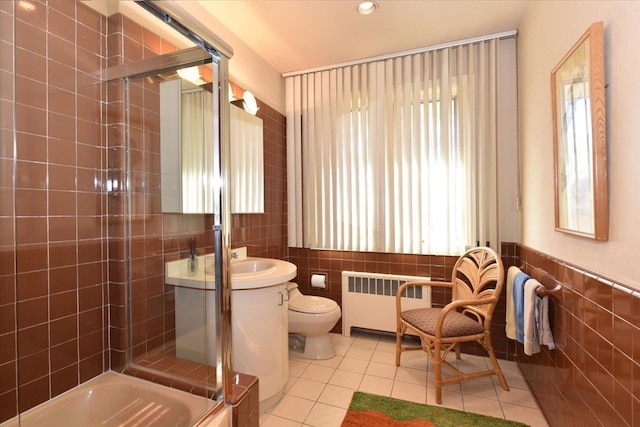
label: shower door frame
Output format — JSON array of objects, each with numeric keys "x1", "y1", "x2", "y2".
[{"x1": 104, "y1": 46, "x2": 232, "y2": 407}]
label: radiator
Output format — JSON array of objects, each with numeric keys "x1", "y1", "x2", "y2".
[{"x1": 341, "y1": 271, "x2": 431, "y2": 337}]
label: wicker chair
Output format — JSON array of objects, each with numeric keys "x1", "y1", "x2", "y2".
[{"x1": 395, "y1": 246, "x2": 509, "y2": 403}]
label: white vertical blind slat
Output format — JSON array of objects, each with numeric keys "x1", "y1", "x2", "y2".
[
  {"x1": 410, "y1": 54, "x2": 422, "y2": 254},
  {"x1": 400, "y1": 55, "x2": 412, "y2": 252},
  {"x1": 421, "y1": 52, "x2": 431, "y2": 253},
  {"x1": 440, "y1": 48, "x2": 451, "y2": 255},
  {"x1": 334, "y1": 69, "x2": 344, "y2": 250},
  {"x1": 383, "y1": 59, "x2": 395, "y2": 252},
  {"x1": 358, "y1": 64, "x2": 370, "y2": 251},
  {"x1": 478, "y1": 42, "x2": 488, "y2": 247},
  {"x1": 320, "y1": 70, "x2": 332, "y2": 248},
  {"x1": 488, "y1": 39, "x2": 499, "y2": 248},
  {"x1": 371, "y1": 61, "x2": 386, "y2": 252},
  {"x1": 467, "y1": 44, "x2": 478, "y2": 247}
]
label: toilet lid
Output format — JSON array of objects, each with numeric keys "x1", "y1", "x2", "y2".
[{"x1": 289, "y1": 295, "x2": 338, "y2": 314}]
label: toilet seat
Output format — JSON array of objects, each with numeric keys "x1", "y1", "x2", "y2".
[{"x1": 289, "y1": 295, "x2": 338, "y2": 314}]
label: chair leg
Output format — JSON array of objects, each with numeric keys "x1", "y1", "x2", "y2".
[
  {"x1": 395, "y1": 323, "x2": 405, "y2": 366},
  {"x1": 434, "y1": 341, "x2": 442, "y2": 404},
  {"x1": 486, "y1": 339, "x2": 509, "y2": 391},
  {"x1": 454, "y1": 343, "x2": 461, "y2": 360}
]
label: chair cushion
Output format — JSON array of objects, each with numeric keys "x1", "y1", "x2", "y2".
[{"x1": 401, "y1": 308, "x2": 485, "y2": 337}]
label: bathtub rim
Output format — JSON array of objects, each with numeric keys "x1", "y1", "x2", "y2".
[{"x1": 2, "y1": 370, "x2": 226, "y2": 427}]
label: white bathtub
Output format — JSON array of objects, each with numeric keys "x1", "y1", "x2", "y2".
[{"x1": 1, "y1": 371, "x2": 230, "y2": 427}]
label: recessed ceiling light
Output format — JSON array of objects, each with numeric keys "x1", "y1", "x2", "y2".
[{"x1": 356, "y1": 1, "x2": 378, "y2": 15}]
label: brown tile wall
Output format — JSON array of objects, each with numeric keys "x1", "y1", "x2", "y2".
[
  {"x1": 515, "y1": 244, "x2": 639, "y2": 427},
  {"x1": 0, "y1": 1, "x2": 107, "y2": 422},
  {"x1": 0, "y1": 3, "x2": 220, "y2": 421},
  {"x1": 0, "y1": 2, "x2": 285, "y2": 422},
  {"x1": 229, "y1": 83, "x2": 288, "y2": 260},
  {"x1": 0, "y1": 2, "x2": 16, "y2": 423}
]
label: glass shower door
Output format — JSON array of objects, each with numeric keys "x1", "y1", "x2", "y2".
[{"x1": 105, "y1": 46, "x2": 228, "y2": 423}]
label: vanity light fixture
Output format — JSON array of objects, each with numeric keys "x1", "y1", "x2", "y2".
[
  {"x1": 242, "y1": 91, "x2": 259, "y2": 115},
  {"x1": 177, "y1": 66, "x2": 205, "y2": 86},
  {"x1": 356, "y1": 1, "x2": 378, "y2": 15}
]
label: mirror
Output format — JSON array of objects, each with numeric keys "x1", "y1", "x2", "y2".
[
  {"x1": 160, "y1": 74, "x2": 264, "y2": 214},
  {"x1": 160, "y1": 71, "x2": 215, "y2": 214},
  {"x1": 551, "y1": 22, "x2": 608, "y2": 240},
  {"x1": 230, "y1": 104, "x2": 264, "y2": 213}
]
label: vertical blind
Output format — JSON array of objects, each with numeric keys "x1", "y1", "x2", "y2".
[
  {"x1": 286, "y1": 38, "x2": 501, "y2": 256},
  {"x1": 182, "y1": 90, "x2": 214, "y2": 213}
]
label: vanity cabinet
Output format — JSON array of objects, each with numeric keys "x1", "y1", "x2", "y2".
[{"x1": 231, "y1": 282, "x2": 289, "y2": 412}]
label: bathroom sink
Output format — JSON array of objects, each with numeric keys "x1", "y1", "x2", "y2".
[
  {"x1": 165, "y1": 255, "x2": 296, "y2": 291},
  {"x1": 230, "y1": 259, "x2": 276, "y2": 276},
  {"x1": 230, "y1": 257, "x2": 297, "y2": 290}
]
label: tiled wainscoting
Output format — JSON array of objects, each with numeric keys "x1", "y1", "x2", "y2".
[{"x1": 515, "y1": 244, "x2": 639, "y2": 427}]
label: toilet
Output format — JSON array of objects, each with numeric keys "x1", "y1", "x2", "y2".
[{"x1": 287, "y1": 283, "x2": 342, "y2": 360}]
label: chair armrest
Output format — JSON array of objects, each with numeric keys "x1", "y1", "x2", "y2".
[
  {"x1": 434, "y1": 297, "x2": 498, "y2": 337},
  {"x1": 441, "y1": 297, "x2": 496, "y2": 312},
  {"x1": 396, "y1": 280, "x2": 452, "y2": 314}
]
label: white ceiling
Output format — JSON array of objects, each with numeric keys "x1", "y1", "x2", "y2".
[{"x1": 197, "y1": 0, "x2": 527, "y2": 75}]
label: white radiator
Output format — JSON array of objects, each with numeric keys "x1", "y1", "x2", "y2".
[{"x1": 341, "y1": 271, "x2": 431, "y2": 337}]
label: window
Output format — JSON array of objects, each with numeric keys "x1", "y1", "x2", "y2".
[{"x1": 286, "y1": 39, "x2": 501, "y2": 255}]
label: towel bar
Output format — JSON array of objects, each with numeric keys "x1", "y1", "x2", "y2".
[{"x1": 519, "y1": 265, "x2": 562, "y2": 297}]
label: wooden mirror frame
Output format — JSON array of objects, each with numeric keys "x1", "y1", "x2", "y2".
[{"x1": 551, "y1": 22, "x2": 608, "y2": 241}]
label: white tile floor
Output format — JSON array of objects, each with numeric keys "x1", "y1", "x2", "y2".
[{"x1": 260, "y1": 331, "x2": 549, "y2": 427}]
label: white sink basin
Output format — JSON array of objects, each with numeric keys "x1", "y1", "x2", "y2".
[
  {"x1": 165, "y1": 255, "x2": 296, "y2": 291},
  {"x1": 230, "y1": 257, "x2": 296, "y2": 290},
  {"x1": 231, "y1": 259, "x2": 276, "y2": 276}
]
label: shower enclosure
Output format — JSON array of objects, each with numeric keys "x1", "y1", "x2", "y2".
[
  {"x1": 104, "y1": 0, "x2": 234, "y2": 418},
  {"x1": 1, "y1": 0, "x2": 233, "y2": 423}
]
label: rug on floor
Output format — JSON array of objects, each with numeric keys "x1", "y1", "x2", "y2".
[{"x1": 341, "y1": 392, "x2": 529, "y2": 427}]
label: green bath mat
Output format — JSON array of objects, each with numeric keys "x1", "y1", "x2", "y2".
[{"x1": 341, "y1": 391, "x2": 529, "y2": 427}]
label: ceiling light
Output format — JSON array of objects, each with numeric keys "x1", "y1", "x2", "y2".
[{"x1": 356, "y1": 1, "x2": 378, "y2": 15}]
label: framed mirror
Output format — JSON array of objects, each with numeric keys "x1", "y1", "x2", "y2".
[{"x1": 551, "y1": 22, "x2": 608, "y2": 241}]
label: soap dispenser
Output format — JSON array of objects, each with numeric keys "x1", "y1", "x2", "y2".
[{"x1": 187, "y1": 236, "x2": 198, "y2": 275}]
